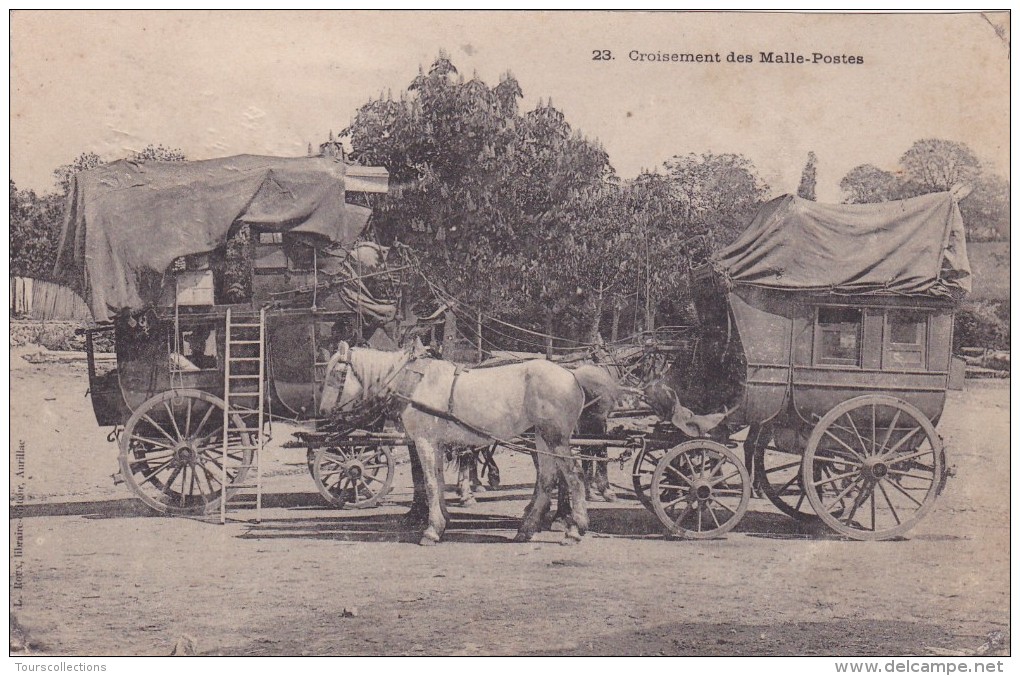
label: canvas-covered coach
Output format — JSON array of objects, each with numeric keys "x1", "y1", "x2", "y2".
[
  {"x1": 56, "y1": 154, "x2": 394, "y2": 518},
  {"x1": 662, "y1": 191, "x2": 970, "y2": 539}
]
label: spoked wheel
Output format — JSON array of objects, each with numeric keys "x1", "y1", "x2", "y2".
[
  {"x1": 312, "y1": 444, "x2": 395, "y2": 509},
  {"x1": 631, "y1": 444, "x2": 666, "y2": 508},
  {"x1": 749, "y1": 425, "x2": 814, "y2": 521},
  {"x1": 650, "y1": 440, "x2": 751, "y2": 539},
  {"x1": 802, "y1": 395, "x2": 944, "y2": 541},
  {"x1": 118, "y1": 389, "x2": 254, "y2": 515}
]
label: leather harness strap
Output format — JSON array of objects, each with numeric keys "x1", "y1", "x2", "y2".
[{"x1": 448, "y1": 364, "x2": 465, "y2": 416}]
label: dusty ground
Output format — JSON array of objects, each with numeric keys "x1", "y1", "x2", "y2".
[{"x1": 9, "y1": 357, "x2": 1010, "y2": 656}]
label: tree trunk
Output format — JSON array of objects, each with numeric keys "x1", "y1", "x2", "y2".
[
  {"x1": 443, "y1": 309, "x2": 458, "y2": 357},
  {"x1": 545, "y1": 309, "x2": 554, "y2": 359},
  {"x1": 610, "y1": 299, "x2": 621, "y2": 343},
  {"x1": 589, "y1": 290, "x2": 605, "y2": 345}
]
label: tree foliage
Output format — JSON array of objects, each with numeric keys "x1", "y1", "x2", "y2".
[
  {"x1": 899, "y1": 138, "x2": 980, "y2": 193},
  {"x1": 797, "y1": 151, "x2": 817, "y2": 201},
  {"x1": 343, "y1": 53, "x2": 617, "y2": 343},
  {"x1": 9, "y1": 180, "x2": 64, "y2": 280},
  {"x1": 15, "y1": 145, "x2": 190, "y2": 284},
  {"x1": 52, "y1": 151, "x2": 104, "y2": 195},
  {"x1": 839, "y1": 139, "x2": 1007, "y2": 241},
  {"x1": 343, "y1": 54, "x2": 772, "y2": 345},
  {"x1": 130, "y1": 143, "x2": 188, "y2": 163},
  {"x1": 840, "y1": 164, "x2": 904, "y2": 204}
]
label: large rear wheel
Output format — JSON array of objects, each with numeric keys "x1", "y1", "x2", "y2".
[
  {"x1": 802, "y1": 395, "x2": 943, "y2": 541},
  {"x1": 118, "y1": 390, "x2": 253, "y2": 515}
]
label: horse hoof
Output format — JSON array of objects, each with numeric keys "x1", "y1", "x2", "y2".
[
  {"x1": 548, "y1": 519, "x2": 567, "y2": 532},
  {"x1": 513, "y1": 532, "x2": 533, "y2": 543},
  {"x1": 419, "y1": 536, "x2": 439, "y2": 547},
  {"x1": 560, "y1": 536, "x2": 582, "y2": 546},
  {"x1": 459, "y1": 497, "x2": 477, "y2": 507},
  {"x1": 601, "y1": 491, "x2": 618, "y2": 503}
]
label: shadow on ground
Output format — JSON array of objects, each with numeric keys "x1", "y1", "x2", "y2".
[{"x1": 524, "y1": 619, "x2": 1002, "y2": 657}]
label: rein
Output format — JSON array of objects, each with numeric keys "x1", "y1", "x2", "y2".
[{"x1": 331, "y1": 346, "x2": 623, "y2": 462}]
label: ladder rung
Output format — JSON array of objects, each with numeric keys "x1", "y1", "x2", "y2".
[
  {"x1": 229, "y1": 357, "x2": 262, "y2": 362},
  {"x1": 226, "y1": 392, "x2": 261, "y2": 397},
  {"x1": 230, "y1": 340, "x2": 262, "y2": 345},
  {"x1": 228, "y1": 375, "x2": 261, "y2": 379},
  {"x1": 229, "y1": 323, "x2": 262, "y2": 328}
]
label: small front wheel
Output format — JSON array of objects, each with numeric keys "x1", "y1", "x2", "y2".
[
  {"x1": 650, "y1": 440, "x2": 751, "y2": 539},
  {"x1": 311, "y1": 444, "x2": 395, "y2": 509}
]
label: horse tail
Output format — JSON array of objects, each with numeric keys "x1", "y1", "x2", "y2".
[{"x1": 571, "y1": 364, "x2": 621, "y2": 434}]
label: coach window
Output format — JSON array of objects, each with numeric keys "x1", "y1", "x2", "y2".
[
  {"x1": 254, "y1": 231, "x2": 287, "y2": 273},
  {"x1": 815, "y1": 306, "x2": 862, "y2": 366},
  {"x1": 885, "y1": 310, "x2": 927, "y2": 367}
]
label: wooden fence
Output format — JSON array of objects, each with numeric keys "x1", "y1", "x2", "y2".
[{"x1": 9, "y1": 277, "x2": 92, "y2": 322}]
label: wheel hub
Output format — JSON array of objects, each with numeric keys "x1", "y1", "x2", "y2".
[
  {"x1": 863, "y1": 457, "x2": 888, "y2": 481},
  {"x1": 692, "y1": 480, "x2": 713, "y2": 501},
  {"x1": 345, "y1": 461, "x2": 364, "y2": 481},
  {"x1": 173, "y1": 442, "x2": 198, "y2": 465}
]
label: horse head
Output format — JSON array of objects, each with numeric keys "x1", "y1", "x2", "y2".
[
  {"x1": 318, "y1": 341, "x2": 363, "y2": 416},
  {"x1": 318, "y1": 342, "x2": 415, "y2": 418}
]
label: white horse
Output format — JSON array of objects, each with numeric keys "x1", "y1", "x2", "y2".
[{"x1": 319, "y1": 341, "x2": 617, "y2": 545}]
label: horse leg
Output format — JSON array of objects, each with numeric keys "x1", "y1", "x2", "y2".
[
  {"x1": 401, "y1": 441, "x2": 429, "y2": 527},
  {"x1": 412, "y1": 437, "x2": 447, "y2": 545},
  {"x1": 592, "y1": 444, "x2": 616, "y2": 502},
  {"x1": 515, "y1": 449, "x2": 556, "y2": 542},
  {"x1": 581, "y1": 458, "x2": 594, "y2": 501},
  {"x1": 469, "y1": 449, "x2": 485, "y2": 492},
  {"x1": 556, "y1": 448, "x2": 589, "y2": 545},
  {"x1": 548, "y1": 476, "x2": 570, "y2": 532},
  {"x1": 437, "y1": 453, "x2": 453, "y2": 524},
  {"x1": 457, "y1": 448, "x2": 476, "y2": 507}
]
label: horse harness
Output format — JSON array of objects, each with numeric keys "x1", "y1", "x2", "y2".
[{"x1": 324, "y1": 347, "x2": 608, "y2": 460}]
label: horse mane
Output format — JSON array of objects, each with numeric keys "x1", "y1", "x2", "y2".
[{"x1": 348, "y1": 346, "x2": 413, "y2": 399}]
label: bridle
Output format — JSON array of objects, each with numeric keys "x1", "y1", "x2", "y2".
[{"x1": 319, "y1": 341, "x2": 416, "y2": 420}]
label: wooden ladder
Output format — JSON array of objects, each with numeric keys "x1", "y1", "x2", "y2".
[{"x1": 220, "y1": 307, "x2": 266, "y2": 524}]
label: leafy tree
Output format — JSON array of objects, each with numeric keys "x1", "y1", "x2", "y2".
[
  {"x1": 958, "y1": 172, "x2": 1010, "y2": 241},
  {"x1": 899, "y1": 138, "x2": 980, "y2": 193},
  {"x1": 9, "y1": 180, "x2": 64, "y2": 280},
  {"x1": 840, "y1": 164, "x2": 904, "y2": 203},
  {"x1": 344, "y1": 54, "x2": 617, "y2": 349},
  {"x1": 664, "y1": 152, "x2": 770, "y2": 252},
  {"x1": 53, "y1": 151, "x2": 104, "y2": 194},
  {"x1": 797, "y1": 151, "x2": 817, "y2": 201},
  {"x1": 130, "y1": 144, "x2": 187, "y2": 162},
  {"x1": 840, "y1": 140, "x2": 1008, "y2": 241}
]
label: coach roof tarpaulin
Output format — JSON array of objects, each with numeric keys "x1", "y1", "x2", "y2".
[
  {"x1": 55, "y1": 154, "x2": 387, "y2": 321},
  {"x1": 713, "y1": 191, "x2": 971, "y2": 297}
]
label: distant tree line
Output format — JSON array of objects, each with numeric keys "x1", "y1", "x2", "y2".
[
  {"x1": 839, "y1": 139, "x2": 1009, "y2": 242},
  {"x1": 9, "y1": 54, "x2": 1008, "y2": 351},
  {"x1": 10, "y1": 145, "x2": 187, "y2": 281}
]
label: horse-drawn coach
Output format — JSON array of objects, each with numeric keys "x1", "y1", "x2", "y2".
[{"x1": 57, "y1": 153, "x2": 970, "y2": 543}]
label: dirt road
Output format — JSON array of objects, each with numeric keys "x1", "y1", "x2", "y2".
[{"x1": 9, "y1": 360, "x2": 1010, "y2": 655}]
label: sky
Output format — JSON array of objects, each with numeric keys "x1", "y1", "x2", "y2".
[{"x1": 9, "y1": 11, "x2": 1011, "y2": 202}]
